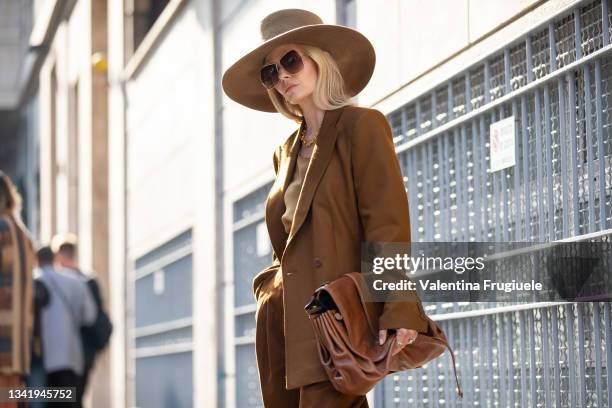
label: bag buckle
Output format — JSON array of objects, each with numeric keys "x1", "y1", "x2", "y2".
[{"x1": 304, "y1": 297, "x2": 325, "y2": 315}]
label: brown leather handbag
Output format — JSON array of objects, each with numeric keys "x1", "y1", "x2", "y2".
[{"x1": 304, "y1": 272, "x2": 463, "y2": 397}]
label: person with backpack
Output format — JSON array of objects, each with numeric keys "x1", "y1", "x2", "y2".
[
  {"x1": 35, "y1": 246, "x2": 96, "y2": 408},
  {"x1": 51, "y1": 233, "x2": 112, "y2": 400}
]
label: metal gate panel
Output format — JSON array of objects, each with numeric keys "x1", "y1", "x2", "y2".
[{"x1": 378, "y1": 0, "x2": 612, "y2": 406}]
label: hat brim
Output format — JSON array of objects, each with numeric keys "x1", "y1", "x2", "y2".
[{"x1": 222, "y1": 24, "x2": 376, "y2": 112}]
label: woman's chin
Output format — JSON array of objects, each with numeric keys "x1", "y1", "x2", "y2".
[{"x1": 286, "y1": 93, "x2": 309, "y2": 106}]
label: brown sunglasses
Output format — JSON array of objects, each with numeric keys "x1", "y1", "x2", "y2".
[{"x1": 260, "y1": 50, "x2": 305, "y2": 89}]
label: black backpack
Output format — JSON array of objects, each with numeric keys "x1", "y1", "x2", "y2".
[{"x1": 81, "y1": 278, "x2": 113, "y2": 352}]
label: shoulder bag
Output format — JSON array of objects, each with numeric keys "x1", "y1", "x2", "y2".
[{"x1": 304, "y1": 272, "x2": 463, "y2": 397}]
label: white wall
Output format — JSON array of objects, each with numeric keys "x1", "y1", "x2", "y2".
[
  {"x1": 107, "y1": 0, "x2": 127, "y2": 405},
  {"x1": 36, "y1": 1, "x2": 115, "y2": 406},
  {"x1": 125, "y1": 3, "x2": 210, "y2": 256},
  {"x1": 37, "y1": 0, "x2": 94, "y2": 246},
  {"x1": 356, "y1": 0, "x2": 544, "y2": 106},
  {"x1": 123, "y1": 1, "x2": 217, "y2": 407}
]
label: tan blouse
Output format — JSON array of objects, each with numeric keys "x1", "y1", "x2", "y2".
[{"x1": 281, "y1": 153, "x2": 311, "y2": 234}]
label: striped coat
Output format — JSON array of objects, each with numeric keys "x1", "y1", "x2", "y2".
[{"x1": 0, "y1": 214, "x2": 34, "y2": 375}]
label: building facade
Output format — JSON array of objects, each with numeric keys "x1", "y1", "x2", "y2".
[
  {"x1": 0, "y1": 0, "x2": 39, "y2": 236},
  {"x1": 1, "y1": 0, "x2": 112, "y2": 406},
  {"x1": 1, "y1": 0, "x2": 611, "y2": 407}
]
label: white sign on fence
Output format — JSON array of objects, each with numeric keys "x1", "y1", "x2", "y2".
[{"x1": 489, "y1": 116, "x2": 516, "y2": 172}]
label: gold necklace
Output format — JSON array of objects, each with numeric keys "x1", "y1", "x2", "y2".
[{"x1": 299, "y1": 119, "x2": 319, "y2": 148}]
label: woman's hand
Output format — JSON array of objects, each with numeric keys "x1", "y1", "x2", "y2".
[{"x1": 379, "y1": 328, "x2": 418, "y2": 355}]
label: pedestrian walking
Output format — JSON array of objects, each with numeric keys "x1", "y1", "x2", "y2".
[
  {"x1": 35, "y1": 246, "x2": 96, "y2": 408},
  {"x1": 51, "y1": 233, "x2": 112, "y2": 400},
  {"x1": 0, "y1": 171, "x2": 35, "y2": 408}
]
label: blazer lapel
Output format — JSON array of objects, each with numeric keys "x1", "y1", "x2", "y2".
[
  {"x1": 265, "y1": 106, "x2": 346, "y2": 261},
  {"x1": 265, "y1": 130, "x2": 299, "y2": 261},
  {"x1": 287, "y1": 107, "x2": 344, "y2": 243}
]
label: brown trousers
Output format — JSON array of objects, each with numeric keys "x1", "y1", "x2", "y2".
[{"x1": 255, "y1": 269, "x2": 368, "y2": 408}]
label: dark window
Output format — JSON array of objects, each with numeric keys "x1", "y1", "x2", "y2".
[{"x1": 128, "y1": 0, "x2": 170, "y2": 56}]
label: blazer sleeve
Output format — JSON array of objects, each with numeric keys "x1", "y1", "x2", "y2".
[
  {"x1": 351, "y1": 109, "x2": 429, "y2": 333},
  {"x1": 252, "y1": 146, "x2": 283, "y2": 302}
]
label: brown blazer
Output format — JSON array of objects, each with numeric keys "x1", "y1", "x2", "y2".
[{"x1": 253, "y1": 105, "x2": 429, "y2": 390}]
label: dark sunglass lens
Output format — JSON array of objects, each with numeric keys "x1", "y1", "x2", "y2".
[
  {"x1": 280, "y1": 50, "x2": 303, "y2": 74},
  {"x1": 260, "y1": 64, "x2": 278, "y2": 89}
]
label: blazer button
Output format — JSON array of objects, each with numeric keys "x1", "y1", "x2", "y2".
[{"x1": 313, "y1": 258, "x2": 323, "y2": 268}]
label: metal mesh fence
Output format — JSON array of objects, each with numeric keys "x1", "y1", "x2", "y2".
[
  {"x1": 381, "y1": 0, "x2": 612, "y2": 406},
  {"x1": 232, "y1": 182, "x2": 274, "y2": 407},
  {"x1": 378, "y1": 302, "x2": 612, "y2": 407}
]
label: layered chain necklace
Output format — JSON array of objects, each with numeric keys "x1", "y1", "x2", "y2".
[{"x1": 299, "y1": 119, "x2": 319, "y2": 148}]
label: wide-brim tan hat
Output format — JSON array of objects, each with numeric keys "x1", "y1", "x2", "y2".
[{"x1": 222, "y1": 9, "x2": 376, "y2": 112}]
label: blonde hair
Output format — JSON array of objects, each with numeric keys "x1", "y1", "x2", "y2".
[
  {"x1": 266, "y1": 44, "x2": 353, "y2": 122},
  {"x1": 0, "y1": 170, "x2": 22, "y2": 216}
]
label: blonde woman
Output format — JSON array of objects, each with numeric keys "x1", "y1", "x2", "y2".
[
  {"x1": 223, "y1": 9, "x2": 429, "y2": 408},
  {"x1": 0, "y1": 170, "x2": 35, "y2": 405}
]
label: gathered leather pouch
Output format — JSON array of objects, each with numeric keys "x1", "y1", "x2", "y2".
[{"x1": 304, "y1": 272, "x2": 463, "y2": 397}]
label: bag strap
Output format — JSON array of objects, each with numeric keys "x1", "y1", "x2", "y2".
[
  {"x1": 436, "y1": 337, "x2": 464, "y2": 399},
  {"x1": 345, "y1": 272, "x2": 464, "y2": 399}
]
